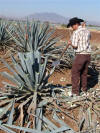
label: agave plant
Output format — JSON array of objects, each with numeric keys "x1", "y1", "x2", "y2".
[
  {"x1": 7, "y1": 20, "x2": 60, "y2": 54},
  {"x1": 7, "y1": 20, "x2": 75, "y2": 69},
  {"x1": 0, "y1": 19, "x2": 12, "y2": 51},
  {"x1": 0, "y1": 50, "x2": 74, "y2": 132},
  {"x1": 7, "y1": 20, "x2": 72, "y2": 70},
  {"x1": 0, "y1": 50, "x2": 53, "y2": 130}
]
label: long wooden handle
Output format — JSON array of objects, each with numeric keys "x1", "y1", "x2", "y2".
[
  {"x1": 59, "y1": 29, "x2": 72, "y2": 60},
  {"x1": 59, "y1": 44, "x2": 70, "y2": 60}
]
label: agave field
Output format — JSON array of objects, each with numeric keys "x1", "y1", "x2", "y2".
[{"x1": 0, "y1": 19, "x2": 100, "y2": 133}]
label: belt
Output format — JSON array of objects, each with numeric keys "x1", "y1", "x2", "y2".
[{"x1": 76, "y1": 52, "x2": 91, "y2": 55}]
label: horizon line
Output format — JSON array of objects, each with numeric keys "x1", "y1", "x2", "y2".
[{"x1": 0, "y1": 12, "x2": 100, "y2": 24}]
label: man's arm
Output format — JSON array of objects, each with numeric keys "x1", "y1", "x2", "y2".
[
  {"x1": 69, "y1": 32, "x2": 79, "y2": 49},
  {"x1": 59, "y1": 32, "x2": 79, "y2": 59}
]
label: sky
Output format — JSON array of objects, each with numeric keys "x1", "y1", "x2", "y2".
[{"x1": 0, "y1": 0, "x2": 100, "y2": 22}]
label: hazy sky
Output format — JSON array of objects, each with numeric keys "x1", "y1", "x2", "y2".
[{"x1": 0, "y1": 0, "x2": 100, "y2": 21}]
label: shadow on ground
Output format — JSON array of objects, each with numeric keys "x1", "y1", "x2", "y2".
[{"x1": 87, "y1": 66, "x2": 99, "y2": 89}]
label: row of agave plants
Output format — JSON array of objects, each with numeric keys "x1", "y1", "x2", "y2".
[
  {"x1": 0, "y1": 19, "x2": 75, "y2": 68},
  {"x1": 0, "y1": 19, "x2": 74, "y2": 132}
]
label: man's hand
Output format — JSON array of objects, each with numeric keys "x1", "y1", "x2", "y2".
[
  {"x1": 68, "y1": 40, "x2": 78, "y2": 49},
  {"x1": 68, "y1": 40, "x2": 72, "y2": 45}
]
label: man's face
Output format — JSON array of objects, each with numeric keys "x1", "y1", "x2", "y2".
[
  {"x1": 81, "y1": 22, "x2": 86, "y2": 27},
  {"x1": 72, "y1": 24, "x2": 79, "y2": 30}
]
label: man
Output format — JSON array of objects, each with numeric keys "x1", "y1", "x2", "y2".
[{"x1": 67, "y1": 17, "x2": 91, "y2": 96}]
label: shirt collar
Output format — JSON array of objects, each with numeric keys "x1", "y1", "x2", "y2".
[
  {"x1": 74, "y1": 26, "x2": 82, "y2": 32},
  {"x1": 78, "y1": 25, "x2": 82, "y2": 29}
]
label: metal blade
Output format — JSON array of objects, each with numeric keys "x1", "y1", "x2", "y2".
[{"x1": 52, "y1": 60, "x2": 60, "y2": 67}]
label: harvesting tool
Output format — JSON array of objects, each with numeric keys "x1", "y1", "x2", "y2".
[
  {"x1": 52, "y1": 28, "x2": 72, "y2": 67},
  {"x1": 52, "y1": 43, "x2": 70, "y2": 67}
]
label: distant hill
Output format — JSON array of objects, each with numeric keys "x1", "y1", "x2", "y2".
[{"x1": 27, "y1": 13, "x2": 69, "y2": 24}]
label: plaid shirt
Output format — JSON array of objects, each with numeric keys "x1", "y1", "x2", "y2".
[{"x1": 71, "y1": 26, "x2": 91, "y2": 54}]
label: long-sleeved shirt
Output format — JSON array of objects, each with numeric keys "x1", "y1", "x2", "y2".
[{"x1": 71, "y1": 26, "x2": 91, "y2": 54}]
